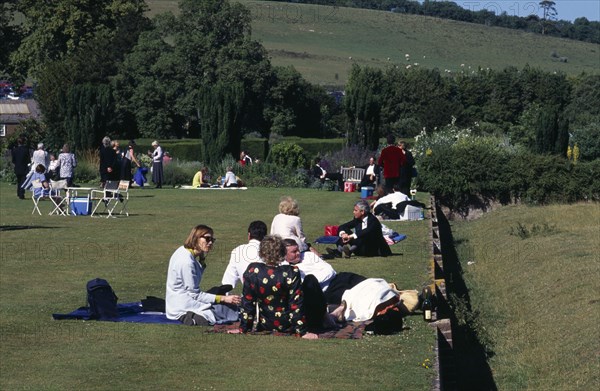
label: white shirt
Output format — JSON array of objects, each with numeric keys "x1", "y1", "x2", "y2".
[
  {"x1": 342, "y1": 278, "x2": 398, "y2": 322},
  {"x1": 271, "y1": 213, "x2": 309, "y2": 252},
  {"x1": 221, "y1": 239, "x2": 263, "y2": 288},
  {"x1": 365, "y1": 164, "x2": 376, "y2": 176},
  {"x1": 152, "y1": 146, "x2": 163, "y2": 162},
  {"x1": 165, "y1": 246, "x2": 217, "y2": 322},
  {"x1": 373, "y1": 191, "x2": 410, "y2": 210},
  {"x1": 283, "y1": 251, "x2": 337, "y2": 292},
  {"x1": 32, "y1": 149, "x2": 49, "y2": 170}
]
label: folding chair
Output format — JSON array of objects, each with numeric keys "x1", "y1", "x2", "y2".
[
  {"x1": 49, "y1": 180, "x2": 68, "y2": 216},
  {"x1": 31, "y1": 180, "x2": 65, "y2": 215},
  {"x1": 91, "y1": 180, "x2": 129, "y2": 218}
]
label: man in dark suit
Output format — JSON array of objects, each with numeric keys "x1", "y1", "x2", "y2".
[
  {"x1": 327, "y1": 200, "x2": 391, "y2": 258},
  {"x1": 358, "y1": 156, "x2": 381, "y2": 189},
  {"x1": 11, "y1": 137, "x2": 31, "y2": 199},
  {"x1": 312, "y1": 157, "x2": 343, "y2": 191}
]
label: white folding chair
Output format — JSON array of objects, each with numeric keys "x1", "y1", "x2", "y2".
[
  {"x1": 91, "y1": 180, "x2": 129, "y2": 218},
  {"x1": 31, "y1": 180, "x2": 46, "y2": 215},
  {"x1": 49, "y1": 180, "x2": 68, "y2": 216}
]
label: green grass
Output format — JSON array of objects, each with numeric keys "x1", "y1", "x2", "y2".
[
  {"x1": 451, "y1": 203, "x2": 600, "y2": 390},
  {"x1": 0, "y1": 183, "x2": 435, "y2": 390},
  {"x1": 146, "y1": 0, "x2": 600, "y2": 85}
]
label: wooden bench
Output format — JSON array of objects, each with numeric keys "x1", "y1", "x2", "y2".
[{"x1": 340, "y1": 167, "x2": 365, "y2": 183}]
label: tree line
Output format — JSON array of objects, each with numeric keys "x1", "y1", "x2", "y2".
[
  {"x1": 272, "y1": 0, "x2": 600, "y2": 44},
  {"x1": 1, "y1": 0, "x2": 598, "y2": 164}
]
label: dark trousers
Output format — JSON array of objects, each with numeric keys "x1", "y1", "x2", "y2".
[
  {"x1": 302, "y1": 275, "x2": 327, "y2": 331},
  {"x1": 374, "y1": 203, "x2": 400, "y2": 219},
  {"x1": 384, "y1": 176, "x2": 400, "y2": 192},
  {"x1": 16, "y1": 174, "x2": 26, "y2": 198},
  {"x1": 325, "y1": 173, "x2": 344, "y2": 191},
  {"x1": 324, "y1": 272, "x2": 367, "y2": 305}
]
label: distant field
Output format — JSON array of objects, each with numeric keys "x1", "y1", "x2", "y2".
[{"x1": 146, "y1": 0, "x2": 600, "y2": 85}]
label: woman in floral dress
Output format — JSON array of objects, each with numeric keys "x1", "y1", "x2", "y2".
[
  {"x1": 57, "y1": 144, "x2": 77, "y2": 187},
  {"x1": 240, "y1": 235, "x2": 318, "y2": 339}
]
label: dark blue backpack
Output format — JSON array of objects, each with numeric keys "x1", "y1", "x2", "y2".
[{"x1": 86, "y1": 278, "x2": 119, "y2": 320}]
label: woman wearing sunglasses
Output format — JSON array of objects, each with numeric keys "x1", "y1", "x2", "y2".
[{"x1": 166, "y1": 224, "x2": 241, "y2": 325}]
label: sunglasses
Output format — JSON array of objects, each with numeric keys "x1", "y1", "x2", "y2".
[{"x1": 202, "y1": 235, "x2": 216, "y2": 243}]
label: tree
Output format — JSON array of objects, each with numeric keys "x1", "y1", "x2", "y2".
[
  {"x1": 0, "y1": 1, "x2": 21, "y2": 77},
  {"x1": 535, "y1": 105, "x2": 568, "y2": 155},
  {"x1": 199, "y1": 81, "x2": 245, "y2": 165},
  {"x1": 539, "y1": 1, "x2": 557, "y2": 35},
  {"x1": 11, "y1": 0, "x2": 149, "y2": 79},
  {"x1": 345, "y1": 65, "x2": 383, "y2": 150}
]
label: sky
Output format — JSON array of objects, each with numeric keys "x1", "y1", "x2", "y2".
[{"x1": 422, "y1": 1, "x2": 600, "y2": 22}]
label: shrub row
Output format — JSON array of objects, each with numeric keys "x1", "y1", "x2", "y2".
[{"x1": 417, "y1": 146, "x2": 600, "y2": 213}]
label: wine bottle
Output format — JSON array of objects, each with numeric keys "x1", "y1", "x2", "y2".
[{"x1": 422, "y1": 287, "x2": 433, "y2": 322}]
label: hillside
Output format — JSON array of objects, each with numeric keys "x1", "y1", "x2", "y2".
[{"x1": 146, "y1": 0, "x2": 600, "y2": 86}]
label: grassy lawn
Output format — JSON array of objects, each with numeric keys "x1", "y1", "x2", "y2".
[
  {"x1": 146, "y1": 1, "x2": 600, "y2": 86},
  {"x1": 451, "y1": 203, "x2": 600, "y2": 390},
  {"x1": 0, "y1": 183, "x2": 435, "y2": 390}
]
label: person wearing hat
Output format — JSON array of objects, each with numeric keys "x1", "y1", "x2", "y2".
[
  {"x1": 31, "y1": 142, "x2": 49, "y2": 172},
  {"x1": 120, "y1": 140, "x2": 141, "y2": 182},
  {"x1": 149, "y1": 140, "x2": 163, "y2": 188}
]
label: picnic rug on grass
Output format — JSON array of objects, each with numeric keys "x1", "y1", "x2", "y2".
[
  {"x1": 53, "y1": 302, "x2": 369, "y2": 338},
  {"x1": 52, "y1": 302, "x2": 180, "y2": 324},
  {"x1": 315, "y1": 233, "x2": 406, "y2": 246},
  {"x1": 210, "y1": 321, "x2": 368, "y2": 339}
]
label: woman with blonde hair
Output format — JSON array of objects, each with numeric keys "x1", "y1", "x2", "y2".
[
  {"x1": 165, "y1": 224, "x2": 241, "y2": 326},
  {"x1": 239, "y1": 235, "x2": 317, "y2": 339},
  {"x1": 270, "y1": 196, "x2": 313, "y2": 253}
]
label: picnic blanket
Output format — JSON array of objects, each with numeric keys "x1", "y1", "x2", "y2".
[
  {"x1": 210, "y1": 321, "x2": 368, "y2": 339},
  {"x1": 314, "y1": 233, "x2": 406, "y2": 245},
  {"x1": 52, "y1": 302, "x2": 180, "y2": 324},
  {"x1": 53, "y1": 303, "x2": 368, "y2": 338},
  {"x1": 179, "y1": 185, "x2": 248, "y2": 190}
]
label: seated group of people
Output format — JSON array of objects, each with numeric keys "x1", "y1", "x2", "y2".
[
  {"x1": 165, "y1": 197, "x2": 415, "y2": 338},
  {"x1": 191, "y1": 166, "x2": 243, "y2": 188}
]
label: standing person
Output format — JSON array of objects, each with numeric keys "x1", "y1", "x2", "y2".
[
  {"x1": 57, "y1": 144, "x2": 77, "y2": 187},
  {"x1": 327, "y1": 200, "x2": 391, "y2": 258},
  {"x1": 312, "y1": 157, "x2": 343, "y2": 191},
  {"x1": 221, "y1": 221, "x2": 267, "y2": 289},
  {"x1": 239, "y1": 150, "x2": 252, "y2": 167},
  {"x1": 398, "y1": 141, "x2": 415, "y2": 196},
  {"x1": 99, "y1": 136, "x2": 117, "y2": 186},
  {"x1": 239, "y1": 235, "x2": 318, "y2": 338},
  {"x1": 120, "y1": 140, "x2": 141, "y2": 182},
  {"x1": 31, "y1": 143, "x2": 49, "y2": 172},
  {"x1": 149, "y1": 140, "x2": 163, "y2": 188},
  {"x1": 111, "y1": 140, "x2": 122, "y2": 180},
  {"x1": 377, "y1": 134, "x2": 405, "y2": 192},
  {"x1": 165, "y1": 225, "x2": 241, "y2": 325},
  {"x1": 11, "y1": 137, "x2": 30, "y2": 199}
]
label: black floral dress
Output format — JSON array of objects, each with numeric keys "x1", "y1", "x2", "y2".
[{"x1": 240, "y1": 263, "x2": 306, "y2": 335}]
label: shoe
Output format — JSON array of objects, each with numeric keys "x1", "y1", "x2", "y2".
[
  {"x1": 342, "y1": 245, "x2": 352, "y2": 258},
  {"x1": 326, "y1": 248, "x2": 342, "y2": 258}
]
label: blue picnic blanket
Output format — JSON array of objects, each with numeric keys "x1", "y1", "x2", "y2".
[{"x1": 52, "y1": 302, "x2": 180, "y2": 324}]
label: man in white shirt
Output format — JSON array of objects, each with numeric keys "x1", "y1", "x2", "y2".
[
  {"x1": 221, "y1": 221, "x2": 267, "y2": 288},
  {"x1": 371, "y1": 184, "x2": 410, "y2": 219},
  {"x1": 283, "y1": 239, "x2": 366, "y2": 305}
]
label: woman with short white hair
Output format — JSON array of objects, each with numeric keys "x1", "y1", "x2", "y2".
[{"x1": 150, "y1": 140, "x2": 163, "y2": 188}]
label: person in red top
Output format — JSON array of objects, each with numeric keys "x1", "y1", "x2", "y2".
[{"x1": 377, "y1": 134, "x2": 405, "y2": 192}]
